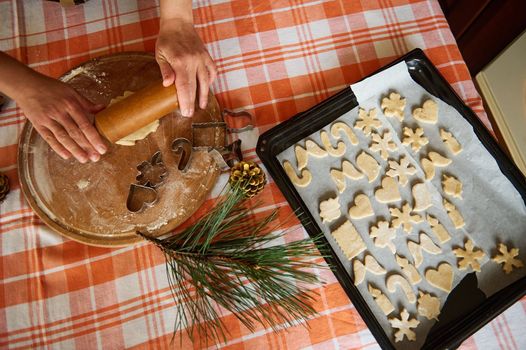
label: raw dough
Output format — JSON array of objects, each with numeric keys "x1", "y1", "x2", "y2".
[
  {"x1": 389, "y1": 309, "x2": 420, "y2": 343},
  {"x1": 425, "y1": 262, "x2": 454, "y2": 292},
  {"x1": 386, "y1": 274, "x2": 416, "y2": 304},
  {"x1": 421, "y1": 158, "x2": 435, "y2": 181},
  {"x1": 402, "y1": 127, "x2": 429, "y2": 152},
  {"x1": 370, "y1": 220, "x2": 397, "y2": 253},
  {"x1": 396, "y1": 254, "x2": 422, "y2": 284},
  {"x1": 442, "y1": 174, "x2": 463, "y2": 199},
  {"x1": 408, "y1": 233, "x2": 442, "y2": 267},
  {"x1": 453, "y1": 239, "x2": 485, "y2": 272},
  {"x1": 443, "y1": 199, "x2": 465, "y2": 228},
  {"x1": 440, "y1": 129, "x2": 462, "y2": 155},
  {"x1": 375, "y1": 177, "x2": 401, "y2": 203},
  {"x1": 331, "y1": 160, "x2": 363, "y2": 193},
  {"x1": 331, "y1": 220, "x2": 366, "y2": 260},
  {"x1": 421, "y1": 152, "x2": 451, "y2": 180},
  {"x1": 390, "y1": 203, "x2": 423, "y2": 233},
  {"x1": 349, "y1": 194, "x2": 374, "y2": 219},
  {"x1": 331, "y1": 121, "x2": 359, "y2": 145},
  {"x1": 295, "y1": 140, "x2": 328, "y2": 170},
  {"x1": 417, "y1": 291, "x2": 441, "y2": 321},
  {"x1": 413, "y1": 99, "x2": 438, "y2": 124},
  {"x1": 356, "y1": 151, "x2": 380, "y2": 182},
  {"x1": 354, "y1": 107, "x2": 382, "y2": 136},
  {"x1": 381, "y1": 92, "x2": 406, "y2": 121},
  {"x1": 320, "y1": 130, "x2": 346, "y2": 156},
  {"x1": 412, "y1": 182, "x2": 432, "y2": 211},
  {"x1": 427, "y1": 214, "x2": 451, "y2": 243},
  {"x1": 369, "y1": 284, "x2": 395, "y2": 315},
  {"x1": 386, "y1": 156, "x2": 417, "y2": 186},
  {"x1": 283, "y1": 161, "x2": 312, "y2": 187},
  {"x1": 370, "y1": 131, "x2": 397, "y2": 160},
  {"x1": 353, "y1": 254, "x2": 387, "y2": 285},
  {"x1": 319, "y1": 197, "x2": 341, "y2": 223},
  {"x1": 492, "y1": 243, "x2": 524, "y2": 274},
  {"x1": 428, "y1": 151, "x2": 452, "y2": 166}
]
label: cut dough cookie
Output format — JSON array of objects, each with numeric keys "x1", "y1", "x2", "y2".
[
  {"x1": 442, "y1": 174, "x2": 463, "y2": 199},
  {"x1": 375, "y1": 177, "x2": 401, "y2": 203},
  {"x1": 402, "y1": 127, "x2": 429, "y2": 152},
  {"x1": 412, "y1": 182, "x2": 432, "y2": 211},
  {"x1": 353, "y1": 254, "x2": 387, "y2": 285},
  {"x1": 425, "y1": 262, "x2": 454, "y2": 292},
  {"x1": 386, "y1": 156, "x2": 417, "y2": 186},
  {"x1": 331, "y1": 220, "x2": 366, "y2": 260},
  {"x1": 381, "y1": 92, "x2": 406, "y2": 121},
  {"x1": 389, "y1": 309, "x2": 420, "y2": 343},
  {"x1": 330, "y1": 160, "x2": 363, "y2": 193},
  {"x1": 417, "y1": 291, "x2": 441, "y2": 321},
  {"x1": 427, "y1": 214, "x2": 451, "y2": 244},
  {"x1": 390, "y1": 203, "x2": 423, "y2": 233},
  {"x1": 331, "y1": 121, "x2": 359, "y2": 145},
  {"x1": 354, "y1": 107, "x2": 382, "y2": 136},
  {"x1": 370, "y1": 131, "x2": 397, "y2": 160},
  {"x1": 396, "y1": 255, "x2": 422, "y2": 284},
  {"x1": 492, "y1": 243, "x2": 524, "y2": 274},
  {"x1": 320, "y1": 131, "x2": 346, "y2": 157},
  {"x1": 407, "y1": 233, "x2": 442, "y2": 267},
  {"x1": 453, "y1": 239, "x2": 485, "y2": 272},
  {"x1": 356, "y1": 151, "x2": 380, "y2": 182},
  {"x1": 283, "y1": 161, "x2": 312, "y2": 187},
  {"x1": 440, "y1": 129, "x2": 462, "y2": 155},
  {"x1": 370, "y1": 220, "x2": 397, "y2": 253},
  {"x1": 443, "y1": 199, "x2": 465, "y2": 228},
  {"x1": 413, "y1": 99, "x2": 438, "y2": 124},
  {"x1": 349, "y1": 194, "x2": 374, "y2": 219},
  {"x1": 428, "y1": 151, "x2": 452, "y2": 166},
  {"x1": 294, "y1": 140, "x2": 328, "y2": 170},
  {"x1": 421, "y1": 158, "x2": 435, "y2": 181},
  {"x1": 386, "y1": 274, "x2": 416, "y2": 304},
  {"x1": 319, "y1": 197, "x2": 341, "y2": 223},
  {"x1": 369, "y1": 284, "x2": 395, "y2": 315}
]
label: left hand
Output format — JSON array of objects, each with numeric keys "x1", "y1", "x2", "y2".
[{"x1": 155, "y1": 17, "x2": 217, "y2": 117}]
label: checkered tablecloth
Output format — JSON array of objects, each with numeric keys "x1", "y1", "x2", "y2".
[{"x1": 1, "y1": 0, "x2": 524, "y2": 349}]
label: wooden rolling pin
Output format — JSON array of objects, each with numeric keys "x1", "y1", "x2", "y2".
[{"x1": 95, "y1": 81, "x2": 178, "y2": 143}]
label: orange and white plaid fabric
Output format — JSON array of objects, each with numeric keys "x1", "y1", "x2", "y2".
[{"x1": 0, "y1": 0, "x2": 524, "y2": 349}]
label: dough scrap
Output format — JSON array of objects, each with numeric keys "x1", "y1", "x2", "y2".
[
  {"x1": 283, "y1": 161, "x2": 312, "y2": 187},
  {"x1": 381, "y1": 92, "x2": 406, "y2": 121},
  {"x1": 421, "y1": 158, "x2": 435, "y2": 180},
  {"x1": 356, "y1": 151, "x2": 380, "y2": 183},
  {"x1": 412, "y1": 182, "x2": 432, "y2": 211},
  {"x1": 331, "y1": 160, "x2": 364, "y2": 193},
  {"x1": 294, "y1": 140, "x2": 328, "y2": 170},
  {"x1": 354, "y1": 107, "x2": 382, "y2": 136},
  {"x1": 386, "y1": 274, "x2": 416, "y2": 304},
  {"x1": 370, "y1": 220, "x2": 397, "y2": 253},
  {"x1": 369, "y1": 284, "x2": 395, "y2": 316},
  {"x1": 442, "y1": 174, "x2": 463, "y2": 199},
  {"x1": 320, "y1": 131, "x2": 346, "y2": 157},
  {"x1": 319, "y1": 197, "x2": 341, "y2": 223},
  {"x1": 427, "y1": 214, "x2": 451, "y2": 244},
  {"x1": 429, "y1": 151, "x2": 452, "y2": 166},
  {"x1": 413, "y1": 99, "x2": 438, "y2": 124},
  {"x1": 349, "y1": 194, "x2": 374, "y2": 219},
  {"x1": 453, "y1": 239, "x2": 485, "y2": 272},
  {"x1": 396, "y1": 255, "x2": 422, "y2": 284},
  {"x1": 417, "y1": 291, "x2": 441, "y2": 321},
  {"x1": 331, "y1": 121, "x2": 359, "y2": 145},
  {"x1": 492, "y1": 243, "x2": 524, "y2": 274},
  {"x1": 402, "y1": 127, "x2": 429, "y2": 152},
  {"x1": 440, "y1": 129, "x2": 462, "y2": 155},
  {"x1": 375, "y1": 177, "x2": 401, "y2": 204},
  {"x1": 370, "y1": 131, "x2": 397, "y2": 160},
  {"x1": 331, "y1": 220, "x2": 366, "y2": 260},
  {"x1": 408, "y1": 233, "x2": 442, "y2": 267},
  {"x1": 425, "y1": 262, "x2": 454, "y2": 292},
  {"x1": 444, "y1": 199, "x2": 465, "y2": 228},
  {"x1": 386, "y1": 156, "x2": 417, "y2": 186},
  {"x1": 353, "y1": 254, "x2": 387, "y2": 285},
  {"x1": 390, "y1": 203, "x2": 423, "y2": 233},
  {"x1": 389, "y1": 309, "x2": 420, "y2": 343}
]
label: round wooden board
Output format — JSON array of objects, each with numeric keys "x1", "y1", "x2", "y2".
[{"x1": 18, "y1": 52, "x2": 224, "y2": 247}]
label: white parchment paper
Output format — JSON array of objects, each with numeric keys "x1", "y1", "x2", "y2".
[{"x1": 277, "y1": 62, "x2": 526, "y2": 349}]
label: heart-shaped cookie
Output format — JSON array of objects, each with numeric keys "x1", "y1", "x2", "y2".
[
  {"x1": 126, "y1": 184, "x2": 158, "y2": 213},
  {"x1": 425, "y1": 262, "x2": 454, "y2": 292},
  {"x1": 413, "y1": 99, "x2": 438, "y2": 124},
  {"x1": 375, "y1": 177, "x2": 401, "y2": 203},
  {"x1": 349, "y1": 194, "x2": 374, "y2": 219}
]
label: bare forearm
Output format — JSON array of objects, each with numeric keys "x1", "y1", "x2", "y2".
[
  {"x1": 0, "y1": 52, "x2": 42, "y2": 100},
  {"x1": 159, "y1": 0, "x2": 193, "y2": 23}
]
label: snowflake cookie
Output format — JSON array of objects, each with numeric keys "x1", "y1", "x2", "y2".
[
  {"x1": 370, "y1": 131, "x2": 397, "y2": 160},
  {"x1": 354, "y1": 107, "x2": 382, "y2": 136},
  {"x1": 386, "y1": 156, "x2": 417, "y2": 186},
  {"x1": 453, "y1": 239, "x2": 485, "y2": 272},
  {"x1": 381, "y1": 92, "x2": 406, "y2": 121},
  {"x1": 389, "y1": 309, "x2": 420, "y2": 342},
  {"x1": 492, "y1": 243, "x2": 524, "y2": 274},
  {"x1": 402, "y1": 127, "x2": 429, "y2": 152}
]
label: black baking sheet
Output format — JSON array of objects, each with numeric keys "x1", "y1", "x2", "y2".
[{"x1": 256, "y1": 48, "x2": 526, "y2": 349}]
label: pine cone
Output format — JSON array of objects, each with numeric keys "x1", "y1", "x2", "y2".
[
  {"x1": 0, "y1": 173, "x2": 9, "y2": 203},
  {"x1": 229, "y1": 161, "x2": 266, "y2": 198}
]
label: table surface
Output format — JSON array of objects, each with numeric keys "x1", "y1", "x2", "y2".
[{"x1": 0, "y1": 0, "x2": 524, "y2": 349}]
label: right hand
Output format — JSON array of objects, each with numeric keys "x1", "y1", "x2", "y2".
[{"x1": 17, "y1": 75, "x2": 107, "y2": 163}]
